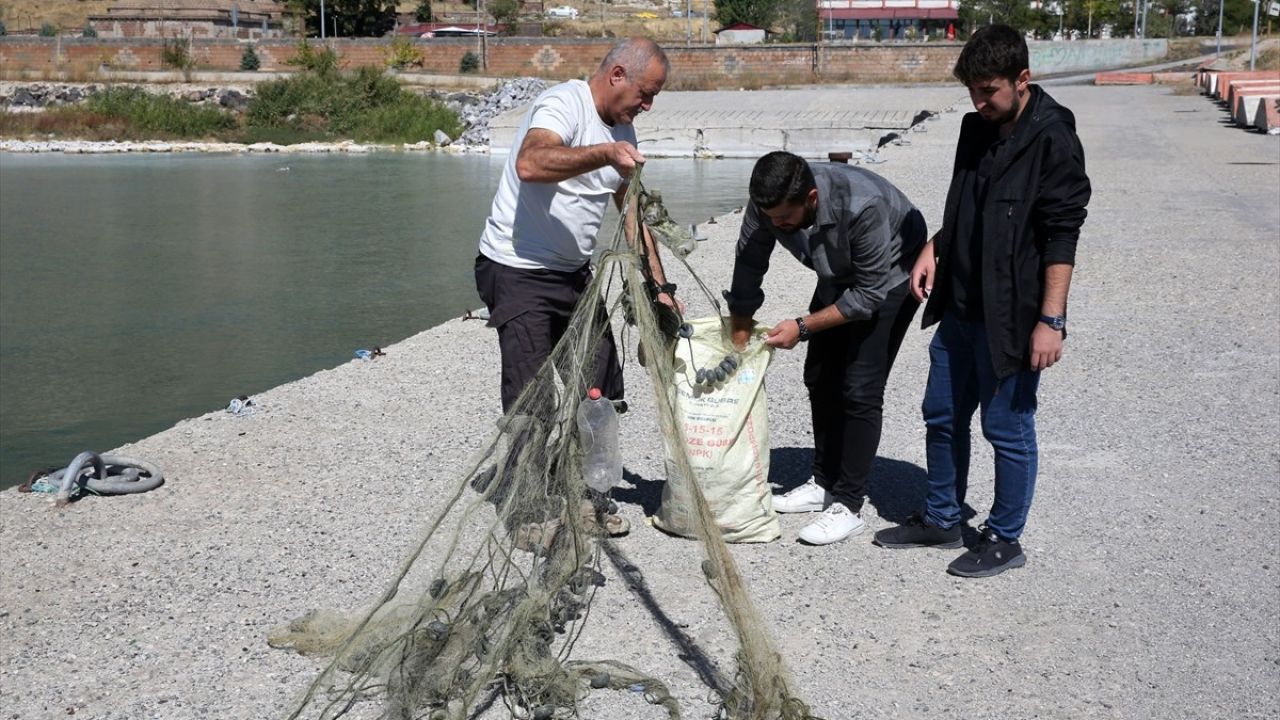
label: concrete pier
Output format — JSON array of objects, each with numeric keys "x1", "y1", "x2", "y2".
[{"x1": 1, "y1": 83, "x2": 1277, "y2": 720}]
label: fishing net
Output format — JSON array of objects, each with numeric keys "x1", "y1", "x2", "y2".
[{"x1": 271, "y1": 170, "x2": 823, "y2": 720}]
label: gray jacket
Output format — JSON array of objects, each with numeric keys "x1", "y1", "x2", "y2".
[{"x1": 727, "y1": 163, "x2": 927, "y2": 322}]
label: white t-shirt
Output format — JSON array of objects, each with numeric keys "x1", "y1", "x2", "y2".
[{"x1": 478, "y1": 80, "x2": 637, "y2": 272}]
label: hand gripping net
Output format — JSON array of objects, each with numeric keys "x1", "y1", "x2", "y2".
[{"x1": 272, "y1": 170, "x2": 824, "y2": 720}]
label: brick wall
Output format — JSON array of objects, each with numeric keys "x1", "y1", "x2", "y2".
[{"x1": 0, "y1": 37, "x2": 963, "y2": 84}]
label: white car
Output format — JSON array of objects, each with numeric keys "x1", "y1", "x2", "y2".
[{"x1": 546, "y1": 5, "x2": 579, "y2": 19}]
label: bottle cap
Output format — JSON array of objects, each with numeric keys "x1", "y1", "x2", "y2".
[{"x1": 587, "y1": 388, "x2": 603, "y2": 400}]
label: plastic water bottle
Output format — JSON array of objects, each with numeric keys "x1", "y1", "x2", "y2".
[{"x1": 576, "y1": 388, "x2": 622, "y2": 493}]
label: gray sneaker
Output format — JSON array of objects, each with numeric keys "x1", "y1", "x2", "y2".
[{"x1": 872, "y1": 512, "x2": 962, "y2": 549}]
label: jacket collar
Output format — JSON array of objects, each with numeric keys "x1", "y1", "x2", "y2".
[{"x1": 812, "y1": 165, "x2": 839, "y2": 229}]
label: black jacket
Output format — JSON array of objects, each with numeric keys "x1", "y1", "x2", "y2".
[{"x1": 921, "y1": 85, "x2": 1091, "y2": 379}]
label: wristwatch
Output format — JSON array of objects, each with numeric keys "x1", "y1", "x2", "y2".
[
  {"x1": 1039, "y1": 314, "x2": 1066, "y2": 332},
  {"x1": 794, "y1": 317, "x2": 812, "y2": 342}
]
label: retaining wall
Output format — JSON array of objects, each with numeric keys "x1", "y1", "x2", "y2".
[{"x1": 0, "y1": 37, "x2": 1167, "y2": 86}]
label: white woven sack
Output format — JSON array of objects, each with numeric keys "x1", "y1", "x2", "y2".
[{"x1": 655, "y1": 316, "x2": 779, "y2": 543}]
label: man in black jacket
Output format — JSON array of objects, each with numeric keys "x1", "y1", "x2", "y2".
[{"x1": 873, "y1": 25, "x2": 1091, "y2": 577}]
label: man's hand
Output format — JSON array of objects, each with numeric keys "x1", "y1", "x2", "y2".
[
  {"x1": 1029, "y1": 323, "x2": 1064, "y2": 371},
  {"x1": 655, "y1": 291, "x2": 685, "y2": 314},
  {"x1": 909, "y1": 244, "x2": 936, "y2": 303},
  {"x1": 764, "y1": 320, "x2": 802, "y2": 350},
  {"x1": 729, "y1": 315, "x2": 754, "y2": 351},
  {"x1": 607, "y1": 141, "x2": 646, "y2": 178}
]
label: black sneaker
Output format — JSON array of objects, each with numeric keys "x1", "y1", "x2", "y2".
[
  {"x1": 946, "y1": 525, "x2": 1026, "y2": 578},
  {"x1": 872, "y1": 512, "x2": 963, "y2": 549}
]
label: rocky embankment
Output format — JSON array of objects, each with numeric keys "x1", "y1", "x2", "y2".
[{"x1": 0, "y1": 76, "x2": 550, "y2": 153}]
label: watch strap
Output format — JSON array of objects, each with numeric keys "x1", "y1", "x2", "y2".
[{"x1": 795, "y1": 316, "x2": 811, "y2": 342}]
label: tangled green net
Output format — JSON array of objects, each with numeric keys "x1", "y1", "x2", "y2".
[{"x1": 271, "y1": 170, "x2": 825, "y2": 720}]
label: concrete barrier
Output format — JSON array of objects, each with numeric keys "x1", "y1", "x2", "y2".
[
  {"x1": 1094, "y1": 72, "x2": 1154, "y2": 85},
  {"x1": 1234, "y1": 92, "x2": 1280, "y2": 127},
  {"x1": 1225, "y1": 79, "x2": 1280, "y2": 109},
  {"x1": 1153, "y1": 71, "x2": 1193, "y2": 84},
  {"x1": 1252, "y1": 97, "x2": 1280, "y2": 134},
  {"x1": 1209, "y1": 72, "x2": 1280, "y2": 100}
]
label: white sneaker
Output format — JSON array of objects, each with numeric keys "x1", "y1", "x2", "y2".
[
  {"x1": 797, "y1": 503, "x2": 866, "y2": 545},
  {"x1": 771, "y1": 479, "x2": 832, "y2": 513}
]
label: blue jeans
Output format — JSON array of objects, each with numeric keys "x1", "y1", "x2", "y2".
[{"x1": 922, "y1": 313, "x2": 1040, "y2": 540}]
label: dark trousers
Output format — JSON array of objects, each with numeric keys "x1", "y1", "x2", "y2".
[
  {"x1": 474, "y1": 254, "x2": 624, "y2": 414},
  {"x1": 804, "y1": 279, "x2": 919, "y2": 513}
]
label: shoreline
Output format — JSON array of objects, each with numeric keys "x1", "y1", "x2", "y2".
[{"x1": 0, "y1": 137, "x2": 483, "y2": 154}]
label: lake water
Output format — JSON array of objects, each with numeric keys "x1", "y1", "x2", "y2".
[{"x1": 0, "y1": 152, "x2": 756, "y2": 487}]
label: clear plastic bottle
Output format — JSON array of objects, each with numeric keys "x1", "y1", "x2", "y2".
[{"x1": 576, "y1": 387, "x2": 622, "y2": 493}]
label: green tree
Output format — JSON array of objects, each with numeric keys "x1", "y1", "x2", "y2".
[
  {"x1": 1070, "y1": 0, "x2": 1122, "y2": 37},
  {"x1": 286, "y1": 0, "x2": 397, "y2": 37},
  {"x1": 0, "y1": 19, "x2": 6, "y2": 36},
  {"x1": 82, "y1": 23, "x2": 98, "y2": 38},
  {"x1": 775, "y1": 0, "x2": 818, "y2": 41},
  {"x1": 958, "y1": 0, "x2": 1037, "y2": 34},
  {"x1": 414, "y1": 0, "x2": 433, "y2": 22},
  {"x1": 39, "y1": 22, "x2": 57, "y2": 37},
  {"x1": 1197, "y1": 0, "x2": 1256, "y2": 37},
  {"x1": 490, "y1": 0, "x2": 520, "y2": 33},
  {"x1": 713, "y1": 0, "x2": 783, "y2": 29},
  {"x1": 241, "y1": 44, "x2": 262, "y2": 71}
]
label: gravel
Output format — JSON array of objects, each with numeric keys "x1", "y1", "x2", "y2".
[{"x1": 1, "y1": 84, "x2": 1277, "y2": 720}]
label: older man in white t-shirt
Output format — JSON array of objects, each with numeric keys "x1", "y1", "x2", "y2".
[{"x1": 475, "y1": 37, "x2": 674, "y2": 413}]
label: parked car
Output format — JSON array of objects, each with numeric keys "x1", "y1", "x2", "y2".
[{"x1": 546, "y1": 5, "x2": 579, "y2": 19}]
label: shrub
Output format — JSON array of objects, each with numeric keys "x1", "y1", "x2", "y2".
[
  {"x1": 82, "y1": 23, "x2": 98, "y2": 38},
  {"x1": 0, "y1": 19, "x2": 7, "y2": 36},
  {"x1": 83, "y1": 87, "x2": 237, "y2": 137},
  {"x1": 39, "y1": 22, "x2": 57, "y2": 37},
  {"x1": 287, "y1": 40, "x2": 340, "y2": 79},
  {"x1": 245, "y1": 65, "x2": 461, "y2": 144},
  {"x1": 414, "y1": 0, "x2": 433, "y2": 22},
  {"x1": 162, "y1": 39, "x2": 194, "y2": 70},
  {"x1": 460, "y1": 51, "x2": 480, "y2": 74},
  {"x1": 385, "y1": 37, "x2": 424, "y2": 70},
  {"x1": 241, "y1": 45, "x2": 261, "y2": 72}
]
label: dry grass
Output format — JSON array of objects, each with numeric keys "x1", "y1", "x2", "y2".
[{"x1": 0, "y1": 0, "x2": 115, "y2": 33}]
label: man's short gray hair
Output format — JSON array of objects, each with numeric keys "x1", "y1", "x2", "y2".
[{"x1": 598, "y1": 37, "x2": 670, "y2": 77}]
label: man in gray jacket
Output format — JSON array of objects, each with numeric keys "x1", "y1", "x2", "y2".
[{"x1": 728, "y1": 151, "x2": 927, "y2": 545}]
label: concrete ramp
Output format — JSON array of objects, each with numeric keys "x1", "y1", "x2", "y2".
[
  {"x1": 632, "y1": 108, "x2": 919, "y2": 158},
  {"x1": 487, "y1": 86, "x2": 969, "y2": 159}
]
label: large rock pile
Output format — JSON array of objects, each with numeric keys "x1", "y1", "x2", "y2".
[
  {"x1": 0, "y1": 82, "x2": 256, "y2": 111},
  {"x1": 456, "y1": 77, "x2": 547, "y2": 147}
]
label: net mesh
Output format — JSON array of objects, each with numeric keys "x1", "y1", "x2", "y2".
[{"x1": 271, "y1": 171, "x2": 824, "y2": 720}]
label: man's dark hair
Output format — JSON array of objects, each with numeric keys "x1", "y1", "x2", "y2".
[
  {"x1": 953, "y1": 24, "x2": 1028, "y2": 85},
  {"x1": 749, "y1": 151, "x2": 815, "y2": 210}
]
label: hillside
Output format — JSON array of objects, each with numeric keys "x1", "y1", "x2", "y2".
[
  {"x1": 0, "y1": 0, "x2": 700, "y2": 39},
  {"x1": 0, "y1": 0, "x2": 115, "y2": 33}
]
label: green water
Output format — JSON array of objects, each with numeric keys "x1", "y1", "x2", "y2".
[{"x1": 0, "y1": 152, "x2": 753, "y2": 487}]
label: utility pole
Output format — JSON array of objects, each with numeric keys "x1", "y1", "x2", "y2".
[
  {"x1": 320, "y1": 0, "x2": 326, "y2": 39},
  {"x1": 1217, "y1": 0, "x2": 1225, "y2": 55},
  {"x1": 1250, "y1": 0, "x2": 1260, "y2": 70},
  {"x1": 480, "y1": 0, "x2": 488, "y2": 71},
  {"x1": 687, "y1": 0, "x2": 692, "y2": 45}
]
